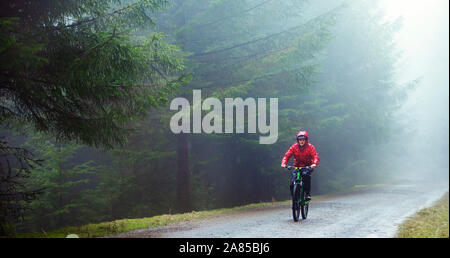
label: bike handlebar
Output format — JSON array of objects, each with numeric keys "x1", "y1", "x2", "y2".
[
  {"x1": 286, "y1": 165, "x2": 311, "y2": 171},
  {"x1": 286, "y1": 166, "x2": 312, "y2": 177}
]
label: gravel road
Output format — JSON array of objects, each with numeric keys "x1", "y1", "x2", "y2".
[{"x1": 110, "y1": 180, "x2": 448, "y2": 238}]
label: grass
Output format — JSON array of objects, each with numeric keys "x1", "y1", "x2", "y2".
[{"x1": 395, "y1": 192, "x2": 449, "y2": 238}]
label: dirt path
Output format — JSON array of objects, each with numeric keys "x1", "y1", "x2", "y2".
[{"x1": 109, "y1": 180, "x2": 448, "y2": 238}]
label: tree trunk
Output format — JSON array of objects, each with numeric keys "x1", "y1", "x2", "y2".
[
  {"x1": 175, "y1": 1, "x2": 191, "y2": 213},
  {"x1": 176, "y1": 132, "x2": 191, "y2": 212}
]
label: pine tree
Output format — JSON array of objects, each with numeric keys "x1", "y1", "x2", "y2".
[
  {"x1": 0, "y1": 0, "x2": 187, "y2": 148},
  {"x1": 0, "y1": 0, "x2": 188, "y2": 234},
  {"x1": 154, "y1": 0, "x2": 343, "y2": 208},
  {"x1": 18, "y1": 132, "x2": 101, "y2": 232}
]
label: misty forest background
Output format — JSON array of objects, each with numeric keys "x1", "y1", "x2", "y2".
[{"x1": 0, "y1": 0, "x2": 448, "y2": 235}]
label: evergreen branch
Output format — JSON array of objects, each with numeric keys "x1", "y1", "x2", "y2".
[
  {"x1": 51, "y1": 1, "x2": 141, "y2": 30},
  {"x1": 194, "y1": 0, "x2": 273, "y2": 29},
  {"x1": 193, "y1": 4, "x2": 344, "y2": 58}
]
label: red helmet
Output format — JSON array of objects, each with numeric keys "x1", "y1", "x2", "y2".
[{"x1": 297, "y1": 130, "x2": 309, "y2": 144}]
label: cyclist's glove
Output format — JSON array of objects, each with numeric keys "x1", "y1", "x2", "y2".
[{"x1": 303, "y1": 168, "x2": 313, "y2": 176}]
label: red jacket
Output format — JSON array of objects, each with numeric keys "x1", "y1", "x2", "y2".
[{"x1": 281, "y1": 130, "x2": 319, "y2": 167}]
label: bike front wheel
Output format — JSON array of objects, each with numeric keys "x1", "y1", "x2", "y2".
[{"x1": 292, "y1": 184, "x2": 300, "y2": 222}]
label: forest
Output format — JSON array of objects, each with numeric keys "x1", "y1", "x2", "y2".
[{"x1": 0, "y1": 0, "x2": 448, "y2": 236}]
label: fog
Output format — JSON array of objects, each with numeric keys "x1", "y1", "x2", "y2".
[
  {"x1": 2, "y1": 0, "x2": 449, "y2": 234},
  {"x1": 379, "y1": 0, "x2": 449, "y2": 181}
]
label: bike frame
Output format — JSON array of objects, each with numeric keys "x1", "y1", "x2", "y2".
[{"x1": 291, "y1": 167, "x2": 310, "y2": 207}]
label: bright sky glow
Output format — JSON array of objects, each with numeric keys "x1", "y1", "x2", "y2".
[{"x1": 379, "y1": 0, "x2": 449, "y2": 83}]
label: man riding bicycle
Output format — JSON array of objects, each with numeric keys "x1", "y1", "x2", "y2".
[{"x1": 281, "y1": 129, "x2": 319, "y2": 201}]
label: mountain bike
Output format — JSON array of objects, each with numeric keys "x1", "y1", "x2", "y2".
[{"x1": 286, "y1": 166, "x2": 311, "y2": 221}]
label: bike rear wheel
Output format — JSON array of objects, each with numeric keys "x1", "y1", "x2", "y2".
[{"x1": 300, "y1": 192, "x2": 309, "y2": 219}]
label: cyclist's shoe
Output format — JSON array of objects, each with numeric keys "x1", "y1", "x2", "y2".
[{"x1": 305, "y1": 195, "x2": 311, "y2": 201}]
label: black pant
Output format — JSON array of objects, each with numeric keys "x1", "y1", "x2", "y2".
[{"x1": 290, "y1": 174, "x2": 311, "y2": 197}]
